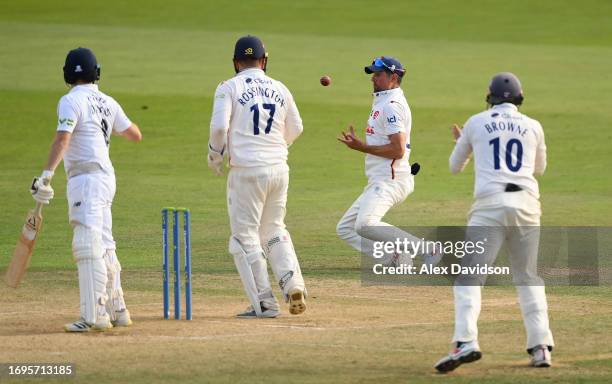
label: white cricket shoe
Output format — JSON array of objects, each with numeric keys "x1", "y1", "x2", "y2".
[
  {"x1": 64, "y1": 314, "x2": 113, "y2": 333},
  {"x1": 288, "y1": 288, "x2": 306, "y2": 315},
  {"x1": 236, "y1": 303, "x2": 280, "y2": 319},
  {"x1": 385, "y1": 252, "x2": 413, "y2": 268},
  {"x1": 422, "y1": 242, "x2": 443, "y2": 267},
  {"x1": 434, "y1": 340, "x2": 482, "y2": 373},
  {"x1": 529, "y1": 345, "x2": 552, "y2": 367},
  {"x1": 112, "y1": 309, "x2": 133, "y2": 327}
]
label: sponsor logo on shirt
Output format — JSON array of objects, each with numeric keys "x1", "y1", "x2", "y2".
[
  {"x1": 366, "y1": 125, "x2": 375, "y2": 135},
  {"x1": 59, "y1": 118, "x2": 75, "y2": 126}
]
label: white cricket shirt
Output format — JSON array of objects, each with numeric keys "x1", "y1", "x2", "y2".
[
  {"x1": 209, "y1": 68, "x2": 303, "y2": 168},
  {"x1": 449, "y1": 103, "x2": 547, "y2": 199},
  {"x1": 56, "y1": 84, "x2": 132, "y2": 176},
  {"x1": 364, "y1": 87, "x2": 411, "y2": 181}
]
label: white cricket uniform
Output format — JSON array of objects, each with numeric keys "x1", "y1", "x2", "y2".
[
  {"x1": 449, "y1": 102, "x2": 554, "y2": 350},
  {"x1": 337, "y1": 87, "x2": 422, "y2": 261},
  {"x1": 57, "y1": 83, "x2": 132, "y2": 323},
  {"x1": 209, "y1": 68, "x2": 305, "y2": 304},
  {"x1": 57, "y1": 84, "x2": 131, "y2": 247}
]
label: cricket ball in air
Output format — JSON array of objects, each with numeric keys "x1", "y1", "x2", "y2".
[{"x1": 320, "y1": 75, "x2": 331, "y2": 86}]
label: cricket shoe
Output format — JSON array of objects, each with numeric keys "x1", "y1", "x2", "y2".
[
  {"x1": 288, "y1": 288, "x2": 306, "y2": 315},
  {"x1": 236, "y1": 303, "x2": 280, "y2": 319},
  {"x1": 434, "y1": 340, "x2": 482, "y2": 373},
  {"x1": 385, "y1": 252, "x2": 412, "y2": 268},
  {"x1": 422, "y1": 242, "x2": 443, "y2": 267},
  {"x1": 529, "y1": 345, "x2": 552, "y2": 367},
  {"x1": 64, "y1": 314, "x2": 113, "y2": 333},
  {"x1": 111, "y1": 309, "x2": 133, "y2": 327}
]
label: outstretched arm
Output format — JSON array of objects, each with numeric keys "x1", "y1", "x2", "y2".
[{"x1": 337, "y1": 125, "x2": 405, "y2": 160}]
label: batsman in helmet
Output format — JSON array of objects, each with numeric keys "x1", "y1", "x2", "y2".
[{"x1": 31, "y1": 47, "x2": 142, "y2": 331}]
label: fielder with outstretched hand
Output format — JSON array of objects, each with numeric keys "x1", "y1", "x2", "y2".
[{"x1": 337, "y1": 56, "x2": 440, "y2": 267}]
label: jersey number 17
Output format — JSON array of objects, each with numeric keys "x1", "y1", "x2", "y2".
[{"x1": 250, "y1": 103, "x2": 276, "y2": 135}]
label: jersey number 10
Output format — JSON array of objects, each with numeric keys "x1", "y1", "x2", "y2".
[
  {"x1": 489, "y1": 137, "x2": 523, "y2": 172},
  {"x1": 250, "y1": 103, "x2": 276, "y2": 135}
]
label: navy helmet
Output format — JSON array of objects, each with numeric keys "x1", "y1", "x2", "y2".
[
  {"x1": 364, "y1": 56, "x2": 405, "y2": 78},
  {"x1": 63, "y1": 47, "x2": 100, "y2": 84},
  {"x1": 486, "y1": 72, "x2": 524, "y2": 106},
  {"x1": 233, "y1": 35, "x2": 267, "y2": 60}
]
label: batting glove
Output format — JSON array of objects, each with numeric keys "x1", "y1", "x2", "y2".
[
  {"x1": 207, "y1": 144, "x2": 225, "y2": 176},
  {"x1": 30, "y1": 170, "x2": 54, "y2": 204}
]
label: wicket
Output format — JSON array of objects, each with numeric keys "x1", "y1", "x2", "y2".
[{"x1": 162, "y1": 207, "x2": 192, "y2": 320}]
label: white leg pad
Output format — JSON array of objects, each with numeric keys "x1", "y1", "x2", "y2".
[
  {"x1": 104, "y1": 249, "x2": 127, "y2": 321},
  {"x1": 73, "y1": 225, "x2": 108, "y2": 325},
  {"x1": 264, "y1": 230, "x2": 305, "y2": 299},
  {"x1": 229, "y1": 237, "x2": 276, "y2": 316}
]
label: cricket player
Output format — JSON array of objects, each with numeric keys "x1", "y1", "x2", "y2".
[
  {"x1": 434, "y1": 72, "x2": 554, "y2": 372},
  {"x1": 208, "y1": 35, "x2": 306, "y2": 318},
  {"x1": 337, "y1": 56, "x2": 438, "y2": 266},
  {"x1": 30, "y1": 47, "x2": 142, "y2": 331}
]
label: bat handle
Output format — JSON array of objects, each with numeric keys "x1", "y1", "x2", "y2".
[{"x1": 33, "y1": 202, "x2": 44, "y2": 216}]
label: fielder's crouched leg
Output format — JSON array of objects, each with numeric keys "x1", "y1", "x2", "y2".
[
  {"x1": 229, "y1": 236, "x2": 279, "y2": 318},
  {"x1": 65, "y1": 225, "x2": 112, "y2": 332},
  {"x1": 263, "y1": 230, "x2": 306, "y2": 315}
]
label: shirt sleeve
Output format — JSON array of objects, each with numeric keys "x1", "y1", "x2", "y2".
[
  {"x1": 112, "y1": 100, "x2": 132, "y2": 133},
  {"x1": 382, "y1": 101, "x2": 407, "y2": 136},
  {"x1": 282, "y1": 86, "x2": 303, "y2": 146},
  {"x1": 533, "y1": 120, "x2": 547, "y2": 176},
  {"x1": 209, "y1": 82, "x2": 232, "y2": 152},
  {"x1": 56, "y1": 96, "x2": 79, "y2": 133},
  {"x1": 449, "y1": 118, "x2": 473, "y2": 174}
]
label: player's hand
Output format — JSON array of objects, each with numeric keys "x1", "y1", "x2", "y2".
[
  {"x1": 337, "y1": 125, "x2": 366, "y2": 151},
  {"x1": 30, "y1": 170, "x2": 54, "y2": 204},
  {"x1": 451, "y1": 124, "x2": 462, "y2": 142},
  {"x1": 207, "y1": 144, "x2": 225, "y2": 176}
]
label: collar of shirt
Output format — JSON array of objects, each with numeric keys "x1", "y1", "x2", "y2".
[
  {"x1": 491, "y1": 102, "x2": 518, "y2": 111},
  {"x1": 69, "y1": 83, "x2": 98, "y2": 93},
  {"x1": 372, "y1": 87, "x2": 403, "y2": 100},
  {"x1": 238, "y1": 68, "x2": 265, "y2": 76}
]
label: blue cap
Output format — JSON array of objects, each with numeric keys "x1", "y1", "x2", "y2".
[
  {"x1": 364, "y1": 56, "x2": 405, "y2": 77},
  {"x1": 234, "y1": 35, "x2": 267, "y2": 60}
]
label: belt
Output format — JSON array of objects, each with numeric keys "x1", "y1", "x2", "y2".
[
  {"x1": 505, "y1": 183, "x2": 523, "y2": 192},
  {"x1": 67, "y1": 162, "x2": 104, "y2": 178}
]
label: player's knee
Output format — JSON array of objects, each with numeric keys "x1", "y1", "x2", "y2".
[
  {"x1": 336, "y1": 220, "x2": 354, "y2": 240},
  {"x1": 354, "y1": 217, "x2": 376, "y2": 238},
  {"x1": 228, "y1": 235, "x2": 262, "y2": 258}
]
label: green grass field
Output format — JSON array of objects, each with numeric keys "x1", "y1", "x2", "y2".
[{"x1": 1, "y1": 1, "x2": 611, "y2": 383}]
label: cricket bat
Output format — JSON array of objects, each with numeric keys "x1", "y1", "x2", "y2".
[{"x1": 5, "y1": 202, "x2": 44, "y2": 288}]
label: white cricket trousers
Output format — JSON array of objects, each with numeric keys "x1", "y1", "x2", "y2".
[
  {"x1": 67, "y1": 171, "x2": 127, "y2": 320},
  {"x1": 227, "y1": 163, "x2": 305, "y2": 295},
  {"x1": 67, "y1": 172, "x2": 116, "y2": 249},
  {"x1": 336, "y1": 176, "x2": 421, "y2": 258},
  {"x1": 453, "y1": 191, "x2": 555, "y2": 350}
]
